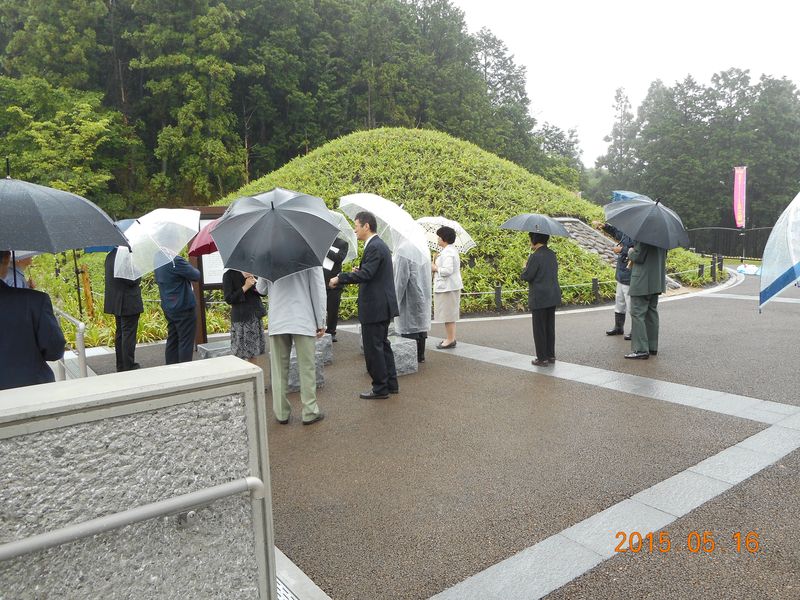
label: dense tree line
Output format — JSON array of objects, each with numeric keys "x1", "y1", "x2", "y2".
[
  {"x1": 586, "y1": 69, "x2": 800, "y2": 230},
  {"x1": 0, "y1": 0, "x2": 581, "y2": 217}
]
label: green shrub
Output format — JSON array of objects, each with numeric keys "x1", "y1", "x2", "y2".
[
  {"x1": 217, "y1": 127, "x2": 618, "y2": 316},
  {"x1": 27, "y1": 127, "x2": 714, "y2": 347}
]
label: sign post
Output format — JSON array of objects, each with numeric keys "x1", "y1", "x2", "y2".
[
  {"x1": 733, "y1": 166, "x2": 747, "y2": 262},
  {"x1": 188, "y1": 205, "x2": 227, "y2": 345}
]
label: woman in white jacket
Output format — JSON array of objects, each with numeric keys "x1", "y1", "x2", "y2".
[{"x1": 431, "y1": 226, "x2": 462, "y2": 348}]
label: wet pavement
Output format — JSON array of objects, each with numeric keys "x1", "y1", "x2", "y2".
[{"x1": 86, "y1": 273, "x2": 800, "y2": 599}]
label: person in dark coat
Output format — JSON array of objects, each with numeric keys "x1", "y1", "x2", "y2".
[
  {"x1": 329, "y1": 211, "x2": 400, "y2": 399},
  {"x1": 594, "y1": 221, "x2": 635, "y2": 339},
  {"x1": 520, "y1": 232, "x2": 562, "y2": 367},
  {"x1": 104, "y1": 248, "x2": 144, "y2": 371},
  {"x1": 154, "y1": 253, "x2": 201, "y2": 364},
  {"x1": 322, "y1": 237, "x2": 349, "y2": 342},
  {"x1": 222, "y1": 269, "x2": 266, "y2": 362},
  {"x1": 0, "y1": 250, "x2": 65, "y2": 390},
  {"x1": 625, "y1": 241, "x2": 667, "y2": 360}
]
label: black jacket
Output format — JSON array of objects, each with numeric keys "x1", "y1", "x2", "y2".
[
  {"x1": 323, "y1": 237, "x2": 349, "y2": 284},
  {"x1": 222, "y1": 270, "x2": 266, "y2": 323},
  {"x1": 521, "y1": 245, "x2": 562, "y2": 310},
  {"x1": 0, "y1": 281, "x2": 66, "y2": 390},
  {"x1": 103, "y1": 249, "x2": 144, "y2": 316},
  {"x1": 602, "y1": 224, "x2": 634, "y2": 285},
  {"x1": 337, "y1": 235, "x2": 399, "y2": 324}
]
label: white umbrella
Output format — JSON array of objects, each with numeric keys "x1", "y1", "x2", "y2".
[
  {"x1": 416, "y1": 216, "x2": 476, "y2": 253},
  {"x1": 329, "y1": 210, "x2": 358, "y2": 263},
  {"x1": 759, "y1": 190, "x2": 800, "y2": 310},
  {"x1": 338, "y1": 193, "x2": 429, "y2": 264},
  {"x1": 114, "y1": 208, "x2": 200, "y2": 280}
]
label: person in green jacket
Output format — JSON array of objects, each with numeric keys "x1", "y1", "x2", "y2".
[{"x1": 624, "y1": 241, "x2": 666, "y2": 360}]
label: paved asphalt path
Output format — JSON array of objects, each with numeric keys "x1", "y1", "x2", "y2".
[{"x1": 85, "y1": 273, "x2": 800, "y2": 599}]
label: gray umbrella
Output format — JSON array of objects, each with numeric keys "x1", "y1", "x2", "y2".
[
  {"x1": 603, "y1": 195, "x2": 689, "y2": 250},
  {"x1": 500, "y1": 213, "x2": 571, "y2": 237},
  {"x1": 211, "y1": 187, "x2": 340, "y2": 282},
  {"x1": 0, "y1": 177, "x2": 128, "y2": 253}
]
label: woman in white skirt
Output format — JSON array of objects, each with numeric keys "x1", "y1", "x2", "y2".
[{"x1": 431, "y1": 226, "x2": 462, "y2": 349}]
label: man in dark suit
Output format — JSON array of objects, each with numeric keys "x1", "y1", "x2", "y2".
[
  {"x1": 154, "y1": 253, "x2": 201, "y2": 364},
  {"x1": 0, "y1": 250, "x2": 65, "y2": 390},
  {"x1": 520, "y1": 233, "x2": 561, "y2": 366},
  {"x1": 322, "y1": 236, "x2": 349, "y2": 342},
  {"x1": 104, "y1": 248, "x2": 144, "y2": 371},
  {"x1": 329, "y1": 211, "x2": 399, "y2": 399}
]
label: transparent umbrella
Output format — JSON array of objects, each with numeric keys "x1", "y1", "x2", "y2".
[
  {"x1": 338, "y1": 193, "x2": 429, "y2": 264},
  {"x1": 759, "y1": 190, "x2": 800, "y2": 310},
  {"x1": 114, "y1": 208, "x2": 200, "y2": 280},
  {"x1": 329, "y1": 210, "x2": 358, "y2": 263},
  {"x1": 416, "y1": 216, "x2": 476, "y2": 253}
]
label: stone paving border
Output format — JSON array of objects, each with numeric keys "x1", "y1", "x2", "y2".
[{"x1": 427, "y1": 338, "x2": 800, "y2": 600}]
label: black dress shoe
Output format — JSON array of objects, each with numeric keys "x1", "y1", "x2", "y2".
[
  {"x1": 389, "y1": 389, "x2": 399, "y2": 395},
  {"x1": 531, "y1": 358, "x2": 550, "y2": 366},
  {"x1": 624, "y1": 351, "x2": 649, "y2": 360},
  {"x1": 303, "y1": 412, "x2": 325, "y2": 425},
  {"x1": 360, "y1": 391, "x2": 389, "y2": 400},
  {"x1": 624, "y1": 333, "x2": 632, "y2": 341},
  {"x1": 436, "y1": 340, "x2": 457, "y2": 349},
  {"x1": 277, "y1": 417, "x2": 289, "y2": 425},
  {"x1": 649, "y1": 350, "x2": 658, "y2": 356}
]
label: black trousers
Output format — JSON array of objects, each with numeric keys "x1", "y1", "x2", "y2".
[
  {"x1": 114, "y1": 314, "x2": 140, "y2": 371},
  {"x1": 531, "y1": 306, "x2": 556, "y2": 361},
  {"x1": 401, "y1": 332, "x2": 427, "y2": 361},
  {"x1": 326, "y1": 287, "x2": 343, "y2": 334},
  {"x1": 164, "y1": 308, "x2": 196, "y2": 364},
  {"x1": 361, "y1": 320, "x2": 398, "y2": 394}
]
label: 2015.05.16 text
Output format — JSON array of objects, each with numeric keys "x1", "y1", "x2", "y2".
[{"x1": 614, "y1": 531, "x2": 760, "y2": 554}]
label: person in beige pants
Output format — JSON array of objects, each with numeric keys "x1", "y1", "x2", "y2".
[{"x1": 257, "y1": 268, "x2": 327, "y2": 425}]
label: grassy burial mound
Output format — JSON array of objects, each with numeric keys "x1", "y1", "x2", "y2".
[{"x1": 220, "y1": 127, "x2": 616, "y2": 312}]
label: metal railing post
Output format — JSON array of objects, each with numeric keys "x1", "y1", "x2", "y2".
[
  {"x1": 494, "y1": 285, "x2": 502, "y2": 311},
  {"x1": 698, "y1": 263, "x2": 704, "y2": 279},
  {"x1": 54, "y1": 308, "x2": 88, "y2": 378},
  {"x1": 710, "y1": 255, "x2": 717, "y2": 281},
  {"x1": 591, "y1": 278, "x2": 600, "y2": 303}
]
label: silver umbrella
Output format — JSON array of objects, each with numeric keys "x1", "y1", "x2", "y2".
[
  {"x1": 0, "y1": 178, "x2": 128, "y2": 252},
  {"x1": 500, "y1": 213, "x2": 571, "y2": 237},
  {"x1": 212, "y1": 188, "x2": 340, "y2": 282}
]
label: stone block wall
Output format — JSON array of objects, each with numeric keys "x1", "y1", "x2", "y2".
[{"x1": 0, "y1": 357, "x2": 276, "y2": 600}]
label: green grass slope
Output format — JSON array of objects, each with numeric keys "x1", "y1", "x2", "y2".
[{"x1": 220, "y1": 127, "x2": 615, "y2": 311}]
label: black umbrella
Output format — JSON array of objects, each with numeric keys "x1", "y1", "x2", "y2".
[
  {"x1": 603, "y1": 195, "x2": 689, "y2": 250},
  {"x1": 0, "y1": 177, "x2": 129, "y2": 253},
  {"x1": 500, "y1": 213, "x2": 571, "y2": 237},
  {"x1": 0, "y1": 176, "x2": 129, "y2": 316},
  {"x1": 211, "y1": 187, "x2": 340, "y2": 281}
]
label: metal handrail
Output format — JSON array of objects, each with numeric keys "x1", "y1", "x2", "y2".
[
  {"x1": 0, "y1": 476, "x2": 264, "y2": 561},
  {"x1": 53, "y1": 307, "x2": 87, "y2": 378}
]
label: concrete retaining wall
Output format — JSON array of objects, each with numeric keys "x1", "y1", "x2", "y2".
[{"x1": 0, "y1": 357, "x2": 276, "y2": 600}]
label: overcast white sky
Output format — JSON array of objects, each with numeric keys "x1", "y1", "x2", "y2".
[{"x1": 449, "y1": 0, "x2": 799, "y2": 166}]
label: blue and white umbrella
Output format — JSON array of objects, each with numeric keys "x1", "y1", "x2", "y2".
[{"x1": 759, "y1": 190, "x2": 800, "y2": 310}]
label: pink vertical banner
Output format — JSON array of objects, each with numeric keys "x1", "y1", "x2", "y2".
[{"x1": 733, "y1": 166, "x2": 747, "y2": 228}]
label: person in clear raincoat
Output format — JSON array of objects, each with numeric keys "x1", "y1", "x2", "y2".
[{"x1": 393, "y1": 242, "x2": 432, "y2": 363}]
